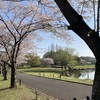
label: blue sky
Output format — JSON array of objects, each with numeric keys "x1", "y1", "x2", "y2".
[
  {"x1": 16, "y1": 1, "x2": 96, "y2": 58},
  {"x1": 0, "y1": 1, "x2": 96, "y2": 59},
  {"x1": 36, "y1": 30, "x2": 94, "y2": 58},
  {"x1": 25, "y1": 0, "x2": 96, "y2": 58},
  {"x1": 36, "y1": 17, "x2": 95, "y2": 58}
]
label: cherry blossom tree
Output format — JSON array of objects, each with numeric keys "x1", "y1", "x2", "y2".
[
  {"x1": 0, "y1": 1, "x2": 71, "y2": 88},
  {"x1": 41, "y1": 58, "x2": 54, "y2": 65},
  {"x1": 0, "y1": 51, "x2": 9, "y2": 80},
  {"x1": 2, "y1": 0, "x2": 100, "y2": 99},
  {"x1": 0, "y1": 2, "x2": 52, "y2": 88}
]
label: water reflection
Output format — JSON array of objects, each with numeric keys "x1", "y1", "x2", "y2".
[
  {"x1": 67, "y1": 70, "x2": 81, "y2": 78},
  {"x1": 62, "y1": 69, "x2": 95, "y2": 80},
  {"x1": 79, "y1": 69, "x2": 95, "y2": 80}
]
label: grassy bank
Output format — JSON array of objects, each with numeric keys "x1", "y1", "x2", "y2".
[
  {"x1": 18, "y1": 64, "x2": 95, "y2": 71},
  {"x1": 17, "y1": 66, "x2": 94, "y2": 85},
  {"x1": 0, "y1": 75, "x2": 47, "y2": 100},
  {"x1": 73, "y1": 64, "x2": 95, "y2": 69},
  {"x1": 18, "y1": 67, "x2": 62, "y2": 73},
  {"x1": 24, "y1": 72, "x2": 93, "y2": 85}
]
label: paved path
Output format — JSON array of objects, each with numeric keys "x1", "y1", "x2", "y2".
[{"x1": 16, "y1": 72, "x2": 92, "y2": 100}]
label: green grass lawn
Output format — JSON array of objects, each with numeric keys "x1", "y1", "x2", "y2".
[
  {"x1": 73, "y1": 64, "x2": 95, "y2": 69},
  {"x1": 18, "y1": 67, "x2": 62, "y2": 72},
  {"x1": 18, "y1": 64, "x2": 95, "y2": 72},
  {"x1": 17, "y1": 65, "x2": 94, "y2": 85},
  {"x1": 0, "y1": 75, "x2": 47, "y2": 100},
  {"x1": 23, "y1": 71, "x2": 93, "y2": 85},
  {"x1": 24, "y1": 72, "x2": 93, "y2": 85}
]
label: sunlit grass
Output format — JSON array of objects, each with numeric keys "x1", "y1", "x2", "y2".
[
  {"x1": 17, "y1": 64, "x2": 95, "y2": 72},
  {"x1": 24, "y1": 71, "x2": 93, "y2": 85},
  {"x1": 17, "y1": 67, "x2": 62, "y2": 73},
  {"x1": 17, "y1": 65, "x2": 94, "y2": 85},
  {"x1": 0, "y1": 75, "x2": 47, "y2": 100},
  {"x1": 73, "y1": 64, "x2": 95, "y2": 69}
]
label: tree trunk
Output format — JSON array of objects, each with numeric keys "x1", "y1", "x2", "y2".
[
  {"x1": 64, "y1": 64, "x2": 67, "y2": 69},
  {"x1": 10, "y1": 63, "x2": 16, "y2": 88},
  {"x1": 61, "y1": 61, "x2": 64, "y2": 70},
  {"x1": 4, "y1": 71, "x2": 7, "y2": 80},
  {"x1": 3, "y1": 62, "x2": 7, "y2": 80},
  {"x1": 92, "y1": 59, "x2": 100, "y2": 100},
  {"x1": 54, "y1": 0, "x2": 100, "y2": 99}
]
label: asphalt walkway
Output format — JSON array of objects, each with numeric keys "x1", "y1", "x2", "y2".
[{"x1": 16, "y1": 72, "x2": 92, "y2": 100}]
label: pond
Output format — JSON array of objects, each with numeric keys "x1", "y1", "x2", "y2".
[
  {"x1": 66, "y1": 69, "x2": 95, "y2": 80},
  {"x1": 79, "y1": 69, "x2": 95, "y2": 80}
]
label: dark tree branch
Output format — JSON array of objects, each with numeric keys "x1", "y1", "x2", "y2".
[
  {"x1": 54, "y1": 0, "x2": 100, "y2": 58},
  {"x1": 0, "y1": 16, "x2": 16, "y2": 42},
  {"x1": 1, "y1": 60, "x2": 11, "y2": 67},
  {"x1": 0, "y1": 37, "x2": 12, "y2": 62}
]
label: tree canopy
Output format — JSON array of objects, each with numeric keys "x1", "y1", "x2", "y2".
[
  {"x1": 0, "y1": 0, "x2": 72, "y2": 88},
  {"x1": 1, "y1": 0, "x2": 100, "y2": 99},
  {"x1": 43, "y1": 46, "x2": 78, "y2": 69},
  {"x1": 25, "y1": 53, "x2": 41, "y2": 67}
]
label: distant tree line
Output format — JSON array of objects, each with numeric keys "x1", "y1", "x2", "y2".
[
  {"x1": 80, "y1": 56, "x2": 96, "y2": 64},
  {"x1": 24, "y1": 45, "x2": 96, "y2": 69},
  {"x1": 43, "y1": 47, "x2": 78, "y2": 70},
  {"x1": 24, "y1": 45, "x2": 79, "y2": 69}
]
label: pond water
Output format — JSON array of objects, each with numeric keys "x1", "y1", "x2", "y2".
[
  {"x1": 67, "y1": 69, "x2": 95, "y2": 80},
  {"x1": 79, "y1": 70, "x2": 95, "y2": 80}
]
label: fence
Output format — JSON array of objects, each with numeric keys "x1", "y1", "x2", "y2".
[
  {"x1": 32, "y1": 88, "x2": 58, "y2": 100},
  {"x1": 17, "y1": 75, "x2": 91, "y2": 100},
  {"x1": 17, "y1": 79, "x2": 58, "y2": 100},
  {"x1": 33, "y1": 73, "x2": 91, "y2": 100},
  {"x1": 38, "y1": 72, "x2": 62, "y2": 80},
  {"x1": 33, "y1": 88, "x2": 90, "y2": 100}
]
